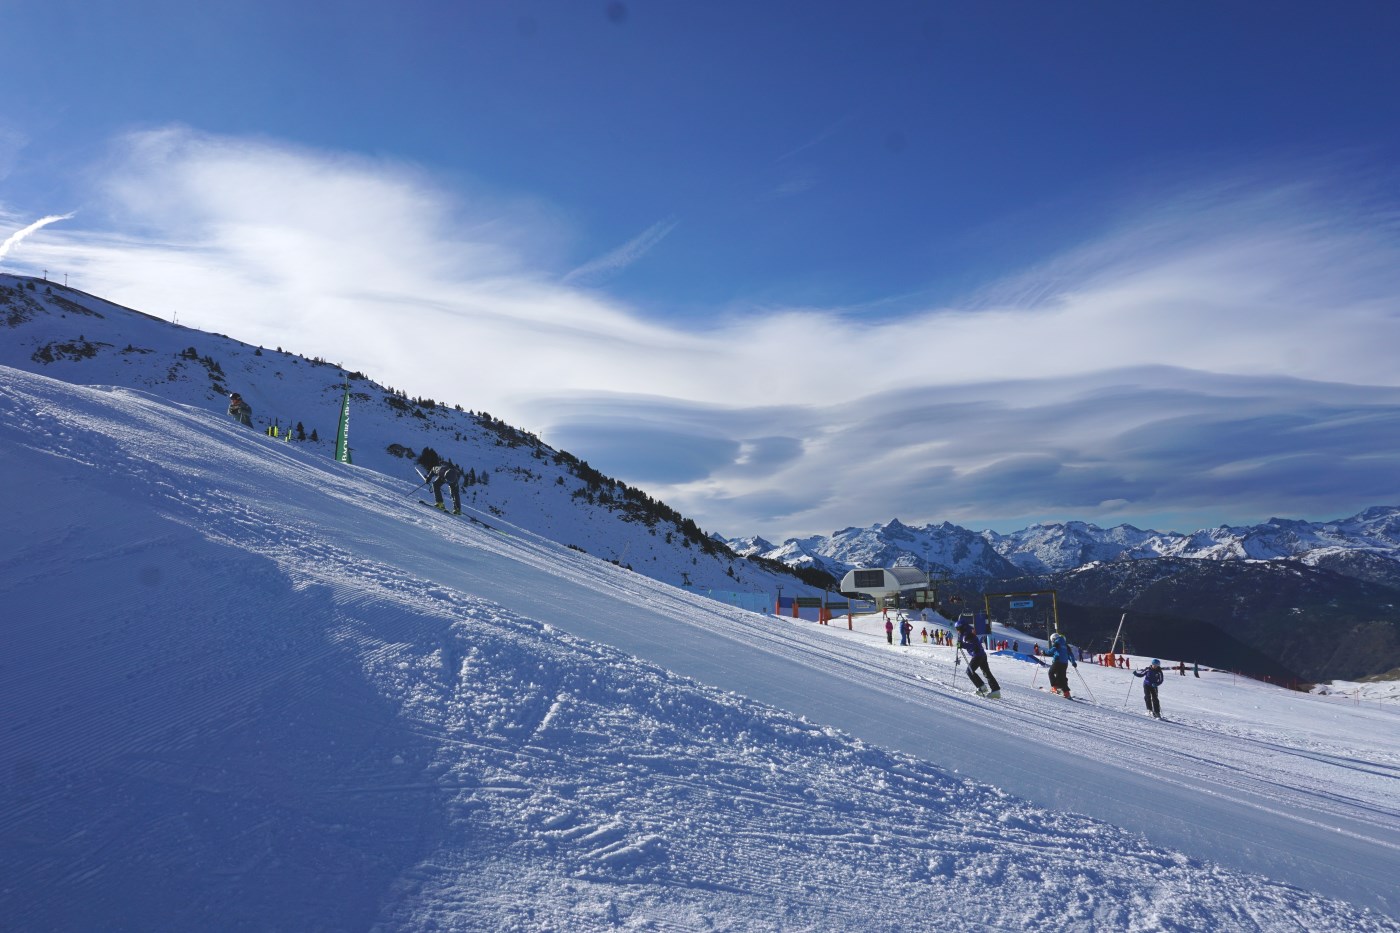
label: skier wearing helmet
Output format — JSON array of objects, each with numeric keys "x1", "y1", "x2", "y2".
[
  {"x1": 1046, "y1": 631, "x2": 1077, "y2": 699},
  {"x1": 955, "y1": 617, "x2": 1001, "y2": 698},
  {"x1": 1134, "y1": 659, "x2": 1166, "y2": 718},
  {"x1": 227, "y1": 392, "x2": 253, "y2": 427}
]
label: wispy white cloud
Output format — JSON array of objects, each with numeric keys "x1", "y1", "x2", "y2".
[
  {"x1": 0, "y1": 212, "x2": 74, "y2": 263},
  {"x1": 17, "y1": 127, "x2": 1400, "y2": 537},
  {"x1": 562, "y1": 216, "x2": 679, "y2": 285}
]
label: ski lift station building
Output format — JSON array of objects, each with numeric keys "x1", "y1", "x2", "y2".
[{"x1": 839, "y1": 567, "x2": 929, "y2": 605}]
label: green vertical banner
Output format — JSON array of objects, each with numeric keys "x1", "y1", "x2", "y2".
[{"x1": 334, "y1": 386, "x2": 352, "y2": 464}]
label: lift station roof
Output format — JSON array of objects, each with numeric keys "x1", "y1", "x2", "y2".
[{"x1": 839, "y1": 567, "x2": 928, "y2": 601}]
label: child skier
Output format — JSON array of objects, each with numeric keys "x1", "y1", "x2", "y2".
[
  {"x1": 955, "y1": 618, "x2": 1001, "y2": 698},
  {"x1": 1134, "y1": 659, "x2": 1166, "y2": 718},
  {"x1": 1046, "y1": 632, "x2": 1077, "y2": 698}
]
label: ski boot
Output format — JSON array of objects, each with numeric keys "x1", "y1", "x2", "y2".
[
  {"x1": 976, "y1": 685, "x2": 990, "y2": 696},
  {"x1": 452, "y1": 508, "x2": 461, "y2": 515},
  {"x1": 986, "y1": 689, "x2": 1001, "y2": 699},
  {"x1": 434, "y1": 502, "x2": 446, "y2": 511}
]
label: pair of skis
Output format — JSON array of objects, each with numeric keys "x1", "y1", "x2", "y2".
[
  {"x1": 417, "y1": 499, "x2": 503, "y2": 533},
  {"x1": 408, "y1": 466, "x2": 505, "y2": 534}
]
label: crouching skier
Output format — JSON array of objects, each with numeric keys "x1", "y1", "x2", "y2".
[
  {"x1": 1046, "y1": 632, "x2": 1077, "y2": 698},
  {"x1": 955, "y1": 617, "x2": 1001, "y2": 698},
  {"x1": 430, "y1": 461, "x2": 463, "y2": 514},
  {"x1": 1134, "y1": 659, "x2": 1165, "y2": 718},
  {"x1": 416, "y1": 448, "x2": 463, "y2": 515}
]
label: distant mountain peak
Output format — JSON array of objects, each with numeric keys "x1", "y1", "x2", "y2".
[{"x1": 735, "y1": 507, "x2": 1400, "y2": 582}]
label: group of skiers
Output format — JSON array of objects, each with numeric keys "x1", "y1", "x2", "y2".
[
  {"x1": 885, "y1": 615, "x2": 919, "y2": 645},
  {"x1": 952, "y1": 619, "x2": 1168, "y2": 714},
  {"x1": 877, "y1": 612, "x2": 1171, "y2": 715}
]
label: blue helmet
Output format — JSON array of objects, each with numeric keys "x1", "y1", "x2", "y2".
[{"x1": 1151, "y1": 659, "x2": 1161, "y2": 667}]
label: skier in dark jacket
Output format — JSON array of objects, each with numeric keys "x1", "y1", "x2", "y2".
[
  {"x1": 955, "y1": 618, "x2": 1001, "y2": 698},
  {"x1": 1134, "y1": 659, "x2": 1165, "y2": 718},
  {"x1": 416, "y1": 448, "x2": 463, "y2": 514},
  {"x1": 1046, "y1": 631, "x2": 1077, "y2": 698},
  {"x1": 227, "y1": 392, "x2": 253, "y2": 427},
  {"x1": 431, "y1": 461, "x2": 463, "y2": 514}
]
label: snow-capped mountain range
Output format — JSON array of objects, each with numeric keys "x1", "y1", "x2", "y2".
[
  {"x1": 729, "y1": 517, "x2": 1021, "y2": 581},
  {"x1": 732, "y1": 508, "x2": 1400, "y2": 579}
]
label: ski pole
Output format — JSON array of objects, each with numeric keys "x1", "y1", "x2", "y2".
[
  {"x1": 950, "y1": 648, "x2": 963, "y2": 687},
  {"x1": 1073, "y1": 665, "x2": 1097, "y2": 703},
  {"x1": 403, "y1": 477, "x2": 432, "y2": 498},
  {"x1": 1029, "y1": 665, "x2": 1041, "y2": 688},
  {"x1": 1121, "y1": 674, "x2": 1136, "y2": 709}
]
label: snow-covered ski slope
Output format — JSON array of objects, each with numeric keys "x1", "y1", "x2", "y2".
[
  {"x1": 3, "y1": 364, "x2": 1397, "y2": 932},
  {"x1": 0, "y1": 273, "x2": 817, "y2": 606}
]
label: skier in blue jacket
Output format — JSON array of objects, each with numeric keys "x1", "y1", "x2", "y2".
[
  {"x1": 1046, "y1": 632, "x2": 1077, "y2": 698},
  {"x1": 1134, "y1": 659, "x2": 1165, "y2": 718},
  {"x1": 955, "y1": 618, "x2": 1001, "y2": 698}
]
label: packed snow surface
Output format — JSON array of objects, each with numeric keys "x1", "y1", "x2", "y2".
[{"x1": 3, "y1": 364, "x2": 1398, "y2": 931}]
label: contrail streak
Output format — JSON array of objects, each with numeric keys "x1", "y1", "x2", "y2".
[
  {"x1": 563, "y1": 216, "x2": 679, "y2": 285},
  {"x1": 0, "y1": 213, "x2": 75, "y2": 263}
]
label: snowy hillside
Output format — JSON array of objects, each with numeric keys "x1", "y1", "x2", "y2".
[
  {"x1": 3, "y1": 364, "x2": 1399, "y2": 930},
  {"x1": 0, "y1": 273, "x2": 817, "y2": 605}
]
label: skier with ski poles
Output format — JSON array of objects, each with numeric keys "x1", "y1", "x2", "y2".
[
  {"x1": 1133, "y1": 659, "x2": 1166, "y2": 718},
  {"x1": 416, "y1": 447, "x2": 463, "y2": 515},
  {"x1": 954, "y1": 617, "x2": 1001, "y2": 698},
  {"x1": 1045, "y1": 631, "x2": 1077, "y2": 699},
  {"x1": 431, "y1": 462, "x2": 464, "y2": 514}
]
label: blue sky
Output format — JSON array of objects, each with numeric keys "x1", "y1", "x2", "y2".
[{"x1": 4, "y1": 0, "x2": 1400, "y2": 539}]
